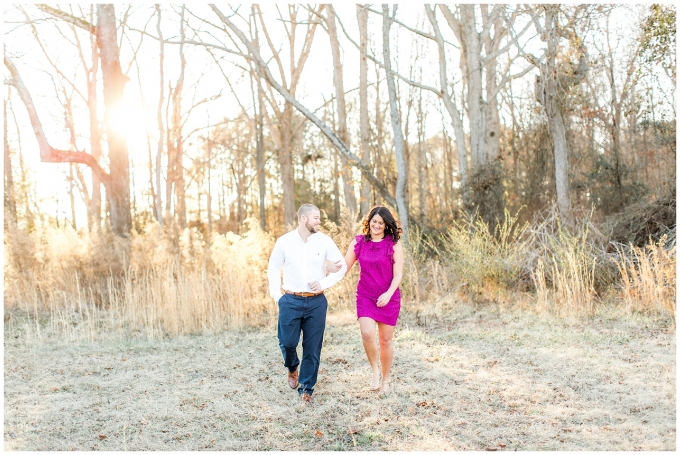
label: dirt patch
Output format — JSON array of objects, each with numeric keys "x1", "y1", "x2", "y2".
[{"x1": 4, "y1": 307, "x2": 675, "y2": 450}]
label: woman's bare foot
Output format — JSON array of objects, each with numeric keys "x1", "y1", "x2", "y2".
[
  {"x1": 380, "y1": 382, "x2": 390, "y2": 395},
  {"x1": 370, "y1": 369, "x2": 381, "y2": 390}
]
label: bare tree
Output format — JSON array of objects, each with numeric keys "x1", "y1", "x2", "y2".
[
  {"x1": 588, "y1": 11, "x2": 643, "y2": 204},
  {"x1": 4, "y1": 93, "x2": 17, "y2": 223},
  {"x1": 166, "y1": 5, "x2": 187, "y2": 228},
  {"x1": 325, "y1": 6, "x2": 358, "y2": 218},
  {"x1": 154, "y1": 5, "x2": 165, "y2": 225},
  {"x1": 7, "y1": 5, "x2": 132, "y2": 235},
  {"x1": 248, "y1": 5, "x2": 324, "y2": 226},
  {"x1": 357, "y1": 4, "x2": 372, "y2": 217},
  {"x1": 97, "y1": 5, "x2": 132, "y2": 235},
  {"x1": 207, "y1": 5, "x2": 400, "y2": 213},
  {"x1": 528, "y1": 5, "x2": 590, "y2": 225},
  {"x1": 382, "y1": 5, "x2": 409, "y2": 237}
]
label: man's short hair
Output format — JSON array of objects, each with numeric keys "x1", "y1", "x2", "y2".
[{"x1": 298, "y1": 203, "x2": 319, "y2": 221}]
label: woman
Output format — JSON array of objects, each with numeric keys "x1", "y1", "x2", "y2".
[{"x1": 344, "y1": 206, "x2": 404, "y2": 395}]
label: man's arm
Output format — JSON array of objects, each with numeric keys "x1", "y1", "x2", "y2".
[
  {"x1": 267, "y1": 239, "x2": 285, "y2": 302},
  {"x1": 318, "y1": 238, "x2": 348, "y2": 290}
]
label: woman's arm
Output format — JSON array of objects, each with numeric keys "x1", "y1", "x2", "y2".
[
  {"x1": 344, "y1": 239, "x2": 358, "y2": 274},
  {"x1": 376, "y1": 241, "x2": 405, "y2": 307}
]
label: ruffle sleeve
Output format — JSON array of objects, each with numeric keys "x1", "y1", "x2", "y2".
[
  {"x1": 386, "y1": 236, "x2": 396, "y2": 265},
  {"x1": 353, "y1": 235, "x2": 364, "y2": 259}
]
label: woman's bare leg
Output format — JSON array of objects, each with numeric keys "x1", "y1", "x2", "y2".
[
  {"x1": 358, "y1": 317, "x2": 380, "y2": 389},
  {"x1": 377, "y1": 322, "x2": 395, "y2": 394}
]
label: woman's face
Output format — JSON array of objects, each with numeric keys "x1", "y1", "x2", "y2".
[{"x1": 369, "y1": 214, "x2": 385, "y2": 237}]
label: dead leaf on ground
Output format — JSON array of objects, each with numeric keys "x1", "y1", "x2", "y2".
[
  {"x1": 98, "y1": 434, "x2": 107, "y2": 440},
  {"x1": 315, "y1": 430, "x2": 323, "y2": 438}
]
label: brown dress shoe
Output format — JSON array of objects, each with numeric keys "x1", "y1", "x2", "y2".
[
  {"x1": 301, "y1": 392, "x2": 312, "y2": 403},
  {"x1": 287, "y1": 370, "x2": 299, "y2": 389}
]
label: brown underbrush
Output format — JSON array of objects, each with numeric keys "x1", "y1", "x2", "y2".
[{"x1": 3, "y1": 205, "x2": 675, "y2": 341}]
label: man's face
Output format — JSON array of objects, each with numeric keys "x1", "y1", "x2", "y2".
[{"x1": 302, "y1": 210, "x2": 321, "y2": 234}]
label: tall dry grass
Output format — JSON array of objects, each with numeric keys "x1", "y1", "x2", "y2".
[
  {"x1": 529, "y1": 211, "x2": 603, "y2": 317},
  {"x1": 435, "y1": 209, "x2": 531, "y2": 294},
  {"x1": 4, "y1": 206, "x2": 674, "y2": 341},
  {"x1": 4, "y1": 218, "x2": 274, "y2": 339},
  {"x1": 613, "y1": 233, "x2": 676, "y2": 317}
]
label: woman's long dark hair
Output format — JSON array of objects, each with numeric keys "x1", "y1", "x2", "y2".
[{"x1": 361, "y1": 206, "x2": 402, "y2": 242}]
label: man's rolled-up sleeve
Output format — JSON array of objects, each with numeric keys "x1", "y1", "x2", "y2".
[{"x1": 318, "y1": 238, "x2": 347, "y2": 290}]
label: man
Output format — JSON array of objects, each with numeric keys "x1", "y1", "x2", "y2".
[{"x1": 267, "y1": 203, "x2": 347, "y2": 403}]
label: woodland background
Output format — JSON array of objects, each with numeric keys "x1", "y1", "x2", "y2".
[
  {"x1": 2, "y1": 4, "x2": 676, "y2": 451},
  {"x1": 3, "y1": 4, "x2": 676, "y2": 335}
]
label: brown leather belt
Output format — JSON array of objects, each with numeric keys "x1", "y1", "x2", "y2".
[{"x1": 285, "y1": 290, "x2": 324, "y2": 297}]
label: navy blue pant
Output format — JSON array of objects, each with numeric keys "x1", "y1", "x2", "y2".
[{"x1": 277, "y1": 293, "x2": 328, "y2": 396}]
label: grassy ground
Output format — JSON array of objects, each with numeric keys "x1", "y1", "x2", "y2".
[{"x1": 3, "y1": 302, "x2": 675, "y2": 451}]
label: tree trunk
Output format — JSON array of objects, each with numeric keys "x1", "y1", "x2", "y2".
[
  {"x1": 460, "y1": 5, "x2": 486, "y2": 168},
  {"x1": 63, "y1": 92, "x2": 82, "y2": 231},
  {"x1": 279, "y1": 105, "x2": 296, "y2": 226},
  {"x1": 535, "y1": 6, "x2": 575, "y2": 225},
  {"x1": 207, "y1": 120, "x2": 213, "y2": 235},
  {"x1": 417, "y1": 90, "x2": 427, "y2": 221},
  {"x1": 333, "y1": 152, "x2": 341, "y2": 220},
  {"x1": 154, "y1": 5, "x2": 164, "y2": 225},
  {"x1": 168, "y1": 7, "x2": 187, "y2": 228},
  {"x1": 326, "y1": 7, "x2": 358, "y2": 218},
  {"x1": 382, "y1": 5, "x2": 409, "y2": 238},
  {"x1": 357, "y1": 4, "x2": 372, "y2": 217},
  {"x1": 87, "y1": 21, "x2": 102, "y2": 231},
  {"x1": 4, "y1": 97, "x2": 17, "y2": 222},
  {"x1": 426, "y1": 6, "x2": 470, "y2": 207},
  {"x1": 249, "y1": 50, "x2": 267, "y2": 231},
  {"x1": 96, "y1": 5, "x2": 131, "y2": 236}
]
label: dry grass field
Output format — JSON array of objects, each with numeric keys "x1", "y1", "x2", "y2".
[{"x1": 4, "y1": 302, "x2": 675, "y2": 451}]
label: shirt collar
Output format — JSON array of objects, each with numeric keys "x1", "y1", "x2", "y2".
[{"x1": 295, "y1": 227, "x2": 316, "y2": 243}]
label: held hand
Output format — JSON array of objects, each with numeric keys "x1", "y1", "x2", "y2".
[
  {"x1": 376, "y1": 292, "x2": 392, "y2": 307},
  {"x1": 326, "y1": 260, "x2": 343, "y2": 273},
  {"x1": 309, "y1": 281, "x2": 322, "y2": 293}
]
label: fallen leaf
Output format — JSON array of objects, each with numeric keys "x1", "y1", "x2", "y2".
[
  {"x1": 98, "y1": 434, "x2": 107, "y2": 440},
  {"x1": 315, "y1": 430, "x2": 323, "y2": 438},
  {"x1": 498, "y1": 443, "x2": 506, "y2": 448}
]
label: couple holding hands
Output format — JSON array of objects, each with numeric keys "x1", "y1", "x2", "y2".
[{"x1": 267, "y1": 203, "x2": 404, "y2": 403}]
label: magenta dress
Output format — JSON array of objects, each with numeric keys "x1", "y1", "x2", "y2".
[{"x1": 353, "y1": 234, "x2": 401, "y2": 326}]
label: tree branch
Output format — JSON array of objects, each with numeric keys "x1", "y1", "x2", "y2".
[
  {"x1": 36, "y1": 4, "x2": 95, "y2": 34},
  {"x1": 334, "y1": 10, "x2": 442, "y2": 95},
  {"x1": 4, "y1": 54, "x2": 111, "y2": 187},
  {"x1": 209, "y1": 4, "x2": 398, "y2": 208}
]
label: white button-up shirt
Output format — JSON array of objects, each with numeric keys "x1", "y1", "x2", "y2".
[{"x1": 267, "y1": 228, "x2": 347, "y2": 303}]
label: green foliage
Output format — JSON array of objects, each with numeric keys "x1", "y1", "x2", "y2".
[{"x1": 640, "y1": 4, "x2": 676, "y2": 79}]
